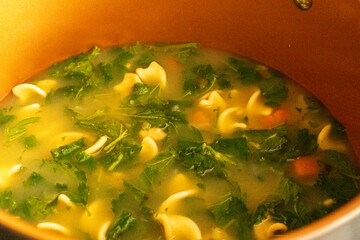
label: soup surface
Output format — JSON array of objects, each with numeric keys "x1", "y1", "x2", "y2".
[{"x1": 0, "y1": 43, "x2": 358, "y2": 240}]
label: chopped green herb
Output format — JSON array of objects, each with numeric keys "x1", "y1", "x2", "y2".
[
  {"x1": 183, "y1": 64, "x2": 217, "y2": 97},
  {"x1": 0, "y1": 110, "x2": 15, "y2": 125},
  {"x1": 179, "y1": 142, "x2": 234, "y2": 177},
  {"x1": 23, "y1": 172, "x2": 44, "y2": 186},
  {"x1": 253, "y1": 177, "x2": 309, "y2": 230},
  {"x1": 227, "y1": 57, "x2": 262, "y2": 85},
  {"x1": 50, "y1": 138, "x2": 86, "y2": 160},
  {"x1": 98, "y1": 62, "x2": 113, "y2": 82},
  {"x1": 66, "y1": 182, "x2": 89, "y2": 206},
  {"x1": 55, "y1": 183, "x2": 68, "y2": 191},
  {"x1": 143, "y1": 150, "x2": 177, "y2": 185},
  {"x1": 259, "y1": 77, "x2": 288, "y2": 107},
  {"x1": 0, "y1": 190, "x2": 16, "y2": 211},
  {"x1": 17, "y1": 197, "x2": 56, "y2": 222},
  {"x1": 210, "y1": 194, "x2": 251, "y2": 240},
  {"x1": 197, "y1": 183, "x2": 206, "y2": 191},
  {"x1": 158, "y1": 42, "x2": 198, "y2": 64},
  {"x1": 295, "y1": 129, "x2": 318, "y2": 155},
  {"x1": 123, "y1": 181, "x2": 147, "y2": 205},
  {"x1": 106, "y1": 210, "x2": 136, "y2": 240},
  {"x1": 212, "y1": 137, "x2": 247, "y2": 160},
  {"x1": 4, "y1": 117, "x2": 40, "y2": 142},
  {"x1": 330, "y1": 118, "x2": 346, "y2": 137},
  {"x1": 305, "y1": 97, "x2": 324, "y2": 114},
  {"x1": 24, "y1": 135, "x2": 37, "y2": 149},
  {"x1": 75, "y1": 119, "x2": 123, "y2": 139}
]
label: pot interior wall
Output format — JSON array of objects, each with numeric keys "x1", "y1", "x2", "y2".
[{"x1": 0, "y1": 0, "x2": 359, "y2": 239}]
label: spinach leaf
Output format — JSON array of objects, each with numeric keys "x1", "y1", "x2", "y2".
[
  {"x1": 305, "y1": 96, "x2": 324, "y2": 114},
  {"x1": 24, "y1": 135, "x2": 38, "y2": 149},
  {"x1": 1, "y1": 157, "x2": 89, "y2": 221},
  {"x1": 235, "y1": 126, "x2": 289, "y2": 163},
  {"x1": 318, "y1": 150, "x2": 359, "y2": 179},
  {"x1": 253, "y1": 177, "x2": 310, "y2": 230},
  {"x1": 98, "y1": 62, "x2": 113, "y2": 83},
  {"x1": 113, "y1": 49, "x2": 134, "y2": 65},
  {"x1": 227, "y1": 57, "x2": 262, "y2": 85},
  {"x1": 106, "y1": 210, "x2": 136, "y2": 240},
  {"x1": 0, "y1": 110, "x2": 15, "y2": 125},
  {"x1": 210, "y1": 194, "x2": 251, "y2": 240},
  {"x1": 158, "y1": 42, "x2": 198, "y2": 64},
  {"x1": 119, "y1": 84, "x2": 188, "y2": 131},
  {"x1": 316, "y1": 150, "x2": 359, "y2": 204},
  {"x1": 53, "y1": 85, "x2": 87, "y2": 101},
  {"x1": 123, "y1": 181, "x2": 148, "y2": 205},
  {"x1": 143, "y1": 150, "x2": 177, "y2": 185},
  {"x1": 294, "y1": 129, "x2": 318, "y2": 155},
  {"x1": 4, "y1": 117, "x2": 40, "y2": 142},
  {"x1": 55, "y1": 183, "x2": 68, "y2": 192},
  {"x1": 48, "y1": 47, "x2": 97, "y2": 81},
  {"x1": 210, "y1": 194, "x2": 248, "y2": 225},
  {"x1": 259, "y1": 77, "x2": 288, "y2": 107},
  {"x1": 217, "y1": 74, "x2": 232, "y2": 89},
  {"x1": 316, "y1": 173, "x2": 358, "y2": 205},
  {"x1": 179, "y1": 143, "x2": 235, "y2": 177},
  {"x1": 183, "y1": 64, "x2": 217, "y2": 97},
  {"x1": 122, "y1": 83, "x2": 162, "y2": 108},
  {"x1": 50, "y1": 138, "x2": 86, "y2": 160},
  {"x1": 17, "y1": 197, "x2": 57, "y2": 222},
  {"x1": 211, "y1": 137, "x2": 248, "y2": 160},
  {"x1": 47, "y1": 47, "x2": 117, "y2": 100},
  {"x1": 0, "y1": 191, "x2": 56, "y2": 222},
  {"x1": 75, "y1": 119, "x2": 123, "y2": 139},
  {"x1": 176, "y1": 124, "x2": 203, "y2": 147},
  {"x1": 129, "y1": 43, "x2": 155, "y2": 68},
  {"x1": 22, "y1": 172, "x2": 44, "y2": 187},
  {"x1": 66, "y1": 182, "x2": 89, "y2": 206},
  {"x1": 0, "y1": 190, "x2": 16, "y2": 211},
  {"x1": 259, "y1": 133, "x2": 288, "y2": 153},
  {"x1": 98, "y1": 124, "x2": 141, "y2": 171}
]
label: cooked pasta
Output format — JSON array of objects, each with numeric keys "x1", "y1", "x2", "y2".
[{"x1": 0, "y1": 43, "x2": 358, "y2": 240}]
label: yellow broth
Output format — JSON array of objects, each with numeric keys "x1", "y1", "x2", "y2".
[{"x1": 0, "y1": 43, "x2": 358, "y2": 240}]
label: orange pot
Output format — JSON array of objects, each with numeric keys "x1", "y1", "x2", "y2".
[{"x1": 0, "y1": 0, "x2": 359, "y2": 239}]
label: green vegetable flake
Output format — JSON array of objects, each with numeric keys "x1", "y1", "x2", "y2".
[
  {"x1": 227, "y1": 57, "x2": 262, "y2": 85},
  {"x1": 143, "y1": 150, "x2": 177, "y2": 185},
  {"x1": 106, "y1": 210, "x2": 136, "y2": 240},
  {"x1": 316, "y1": 150, "x2": 360, "y2": 204},
  {"x1": 22, "y1": 172, "x2": 44, "y2": 187},
  {"x1": 24, "y1": 135, "x2": 38, "y2": 149},
  {"x1": 0, "y1": 110, "x2": 15, "y2": 125},
  {"x1": 4, "y1": 117, "x2": 40, "y2": 142},
  {"x1": 210, "y1": 194, "x2": 251, "y2": 240},
  {"x1": 123, "y1": 181, "x2": 148, "y2": 205},
  {"x1": 0, "y1": 190, "x2": 16, "y2": 211},
  {"x1": 50, "y1": 138, "x2": 86, "y2": 160},
  {"x1": 259, "y1": 77, "x2": 288, "y2": 107},
  {"x1": 183, "y1": 64, "x2": 217, "y2": 97}
]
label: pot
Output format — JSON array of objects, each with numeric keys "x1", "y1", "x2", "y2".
[{"x1": 0, "y1": 0, "x2": 359, "y2": 239}]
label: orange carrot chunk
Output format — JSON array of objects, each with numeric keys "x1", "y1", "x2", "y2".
[
  {"x1": 291, "y1": 155, "x2": 320, "y2": 181},
  {"x1": 165, "y1": 56, "x2": 183, "y2": 70},
  {"x1": 261, "y1": 109, "x2": 289, "y2": 128},
  {"x1": 189, "y1": 110, "x2": 213, "y2": 129}
]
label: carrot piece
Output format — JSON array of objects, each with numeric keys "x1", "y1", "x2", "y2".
[
  {"x1": 189, "y1": 110, "x2": 212, "y2": 129},
  {"x1": 291, "y1": 155, "x2": 320, "y2": 181},
  {"x1": 190, "y1": 110, "x2": 209, "y2": 125},
  {"x1": 165, "y1": 56, "x2": 182, "y2": 70},
  {"x1": 261, "y1": 109, "x2": 288, "y2": 128}
]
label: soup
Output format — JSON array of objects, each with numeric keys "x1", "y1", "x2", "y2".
[{"x1": 0, "y1": 43, "x2": 358, "y2": 240}]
